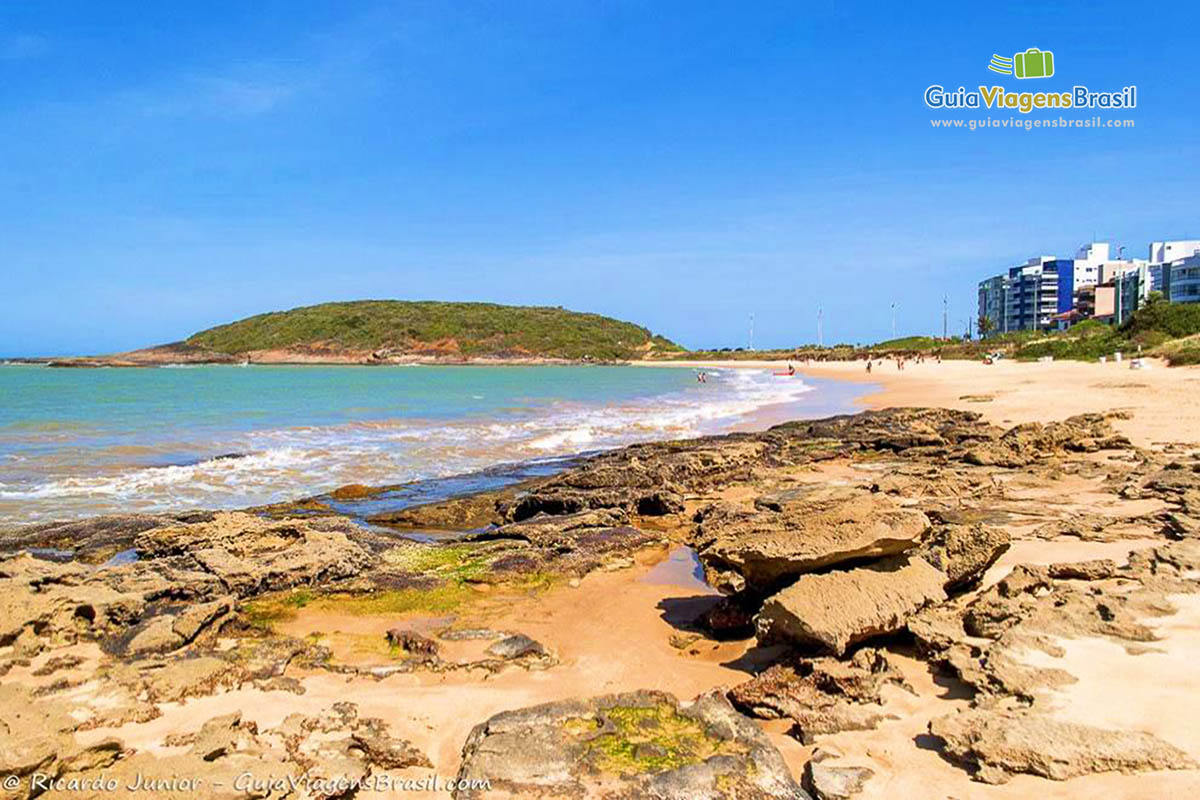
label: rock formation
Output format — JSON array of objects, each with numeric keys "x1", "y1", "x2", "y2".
[
  {"x1": 454, "y1": 690, "x2": 809, "y2": 799},
  {"x1": 930, "y1": 709, "x2": 1195, "y2": 784},
  {"x1": 3, "y1": 406, "x2": 1197, "y2": 795}
]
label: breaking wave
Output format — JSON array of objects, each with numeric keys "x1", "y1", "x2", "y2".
[{"x1": 0, "y1": 367, "x2": 813, "y2": 523}]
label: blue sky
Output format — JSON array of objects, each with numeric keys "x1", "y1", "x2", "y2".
[{"x1": 2, "y1": 1, "x2": 1197, "y2": 355}]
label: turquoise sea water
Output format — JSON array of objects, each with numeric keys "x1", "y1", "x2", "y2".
[{"x1": 0, "y1": 364, "x2": 860, "y2": 524}]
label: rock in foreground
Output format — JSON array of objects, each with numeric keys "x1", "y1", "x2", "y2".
[
  {"x1": 756, "y1": 555, "x2": 947, "y2": 655},
  {"x1": 930, "y1": 709, "x2": 1196, "y2": 784},
  {"x1": 727, "y1": 648, "x2": 904, "y2": 743},
  {"x1": 454, "y1": 689, "x2": 809, "y2": 799},
  {"x1": 691, "y1": 488, "x2": 931, "y2": 595}
]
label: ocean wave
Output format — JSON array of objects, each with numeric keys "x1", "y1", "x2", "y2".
[
  {"x1": 0, "y1": 368, "x2": 814, "y2": 521},
  {"x1": 0, "y1": 447, "x2": 321, "y2": 500}
]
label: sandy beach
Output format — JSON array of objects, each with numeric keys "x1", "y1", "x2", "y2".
[
  {"x1": 639, "y1": 357, "x2": 1200, "y2": 448},
  {"x1": 4, "y1": 360, "x2": 1200, "y2": 798},
  {"x1": 12, "y1": 4, "x2": 1200, "y2": 798}
]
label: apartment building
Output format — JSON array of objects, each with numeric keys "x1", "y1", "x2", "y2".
[
  {"x1": 1148, "y1": 240, "x2": 1200, "y2": 298},
  {"x1": 976, "y1": 274, "x2": 1008, "y2": 334},
  {"x1": 977, "y1": 240, "x2": 1196, "y2": 336},
  {"x1": 1169, "y1": 253, "x2": 1200, "y2": 304},
  {"x1": 1002, "y1": 257, "x2": 1071, "y2": 332}
]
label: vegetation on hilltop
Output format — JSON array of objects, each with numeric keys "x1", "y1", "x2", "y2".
[{"x1": 184, "y1": 300, "x2": 683, "y2": 361}]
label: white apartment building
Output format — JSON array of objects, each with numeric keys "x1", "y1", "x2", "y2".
[
  {"x1": 1148, "y1": 240, "x2": 1200, "y2": 264},
  {"x1": 1149, "y1": 240, "x2": 1200, "y2": 295},
  {"x1": 1072, "y1": 242, "x2": 1109, "y2": 288}
]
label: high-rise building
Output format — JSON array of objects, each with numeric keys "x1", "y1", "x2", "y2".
[
  {"x1": 976, "y1": 274, "x2": 1008, "y2": 335},
  {"x1": 1148, "y1": 240, "x2": 1200, "y2": 265},
  {"x1": 1003, "y1": 256, "x2": 1069, "y2": 332},
  {"x1": 1107, "y1": 259, "x2": 1153, "y2": 324},
  {"x1": 1168, "y1": 253, "x2": 1200, "y2": 305},
  {"x1": 1148, "y1": 241, "x2": 1200, "y2": 297},
  {"x1": 976, "y1": 240, "x2": 1200, "y2": 336}
]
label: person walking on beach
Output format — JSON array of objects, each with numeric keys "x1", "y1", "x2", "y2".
[{"x1": 866, "y1": 360, "x2": 872, "y2": 374}]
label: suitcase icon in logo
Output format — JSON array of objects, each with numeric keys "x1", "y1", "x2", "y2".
[{"x1": 1013, "y1": 48, "x2": 1054, "y2": 79}]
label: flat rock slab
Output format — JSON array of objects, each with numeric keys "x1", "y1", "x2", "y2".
[
  {"x1": 930, "y1": 709, "x2": 1197, "y2": 784},
  {"x1": 805, "y1": 762, "x2": 874, "y2": 800},
  {"x1": 454, "y1": 689, "x2": 809, "y2": 799},
  {"x1": 756, "y1": 555, "x2": 948, "y2": 655},
  {"x1": 692, "y1": 488, "x2": 930, "y2": 595}
]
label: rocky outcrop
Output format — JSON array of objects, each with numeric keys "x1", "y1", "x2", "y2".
[
  {"x1": 472, "y1": 508, "x2": 644, "y2": 550},
  {"x1": 959, "y1": 413, "x2": 1132, "y2": 467},
  {"x1": 486, "y1": 634, "x2": 546, "y2": 660},
  {"x1": 0, "y1": 683, "x2": 125, "y2": 792},
  {"x1": 368, "y1": 486, "x2": 512, "y2": 531},
  {"x1": 135, "y1": 512, "x2": 372, "y2": 596},
  {"x1": 350, "y1": 717, "x2": 432, "y2": 769},
  {"x1": 0, "y1": 512, "x2": 207, "y2": 565},
  {"x1": 690, "y1": 488, "x2": 931, "y2": 596},
  {"x1": 0, "y1": 555, "x2": 150, "y2": 647},
  {"x1": 804, "y1": 759, "x2": 874, "y2": 800},
  {"x1": 120, "y1": 597, "x2": 235, "y2": 657},
  {"x1": 728, "y1": 648, "x2": 905, "y2": 743},
  {"x1": 770, "y1": 407, "x2": 999, "y2": 453},
  {"x1": 960, "y1": 563, "x2": 1160, "y2": 645},
  {"x1": 909, "y1": 542, "x2": 1200, "y2": 704},
  {"x1": 756, "y1": 555, "x2": 948, "y2": 655},
  {"x1": 914, "y1": 524, "x2": 1010, "y2": 590},
  {"x1": 454, "y1": 690, "x2": 809, "y2": 799},
  {"x1": 10, "y1": 701, "x2": 429, "y2": 800},
  {"x1": 0, "y1": 512, "x2": 375, "y2": 657},
  {"x1": 0, "y1": 406, "x2": 1181, "y2": 795},
  {"x1": 697, "y1": 596, "x2": 757, "y2": 639},
  {"x1": 930, "y1": 709, "x2": 1196, "y2": 784}
]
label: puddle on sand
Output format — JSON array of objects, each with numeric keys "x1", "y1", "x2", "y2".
[
  {"x1": 640, "y1": 546, "x2": 714, "y2": 592},
  {"x1": 100, "y1": 548, "x2": 139, "y2": 568}
]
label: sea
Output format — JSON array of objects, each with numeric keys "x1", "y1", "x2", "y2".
[{"x1": 0, "y1": 364, "x2": 865, "y2": 526}]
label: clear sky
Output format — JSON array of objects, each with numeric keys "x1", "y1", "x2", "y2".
[{"x1": 2, "y1": 1, "x2": 1197, "y2": 355}]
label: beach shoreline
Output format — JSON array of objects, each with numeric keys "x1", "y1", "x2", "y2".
[
  {"x1": 636, "y1": 357, "x2": 1200, "y2": 448},
  {"x1": 3, "y1": 362, "x2": 1200, "y2": 798}
]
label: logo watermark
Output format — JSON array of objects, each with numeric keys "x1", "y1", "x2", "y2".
[
  {"x1": 926, "y1": 47, "x2": 1136, "y2": 130},
  {"x1": 5, "y1": 771, "x2": 492, "y2": 795},
  {"x1": 988, "y1": 48, "x2": 1055, "y2": 79}
]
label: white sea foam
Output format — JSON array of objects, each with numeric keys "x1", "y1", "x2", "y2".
[{"x1": 0, "y1": 368, "x2": 815, "y2": 521}]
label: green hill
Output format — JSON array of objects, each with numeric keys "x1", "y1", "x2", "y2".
[{"x1": 182, "y1": 300, "x2": 681, "y2": 361}]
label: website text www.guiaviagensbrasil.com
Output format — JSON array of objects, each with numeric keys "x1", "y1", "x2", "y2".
[{"x1": 931, "y1": 116, "x2": 1134, "y2": 131}]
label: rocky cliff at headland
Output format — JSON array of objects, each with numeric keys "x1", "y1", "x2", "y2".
[{"x1": 40, "y1": 300, "x2": 683, "y2": 366}]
